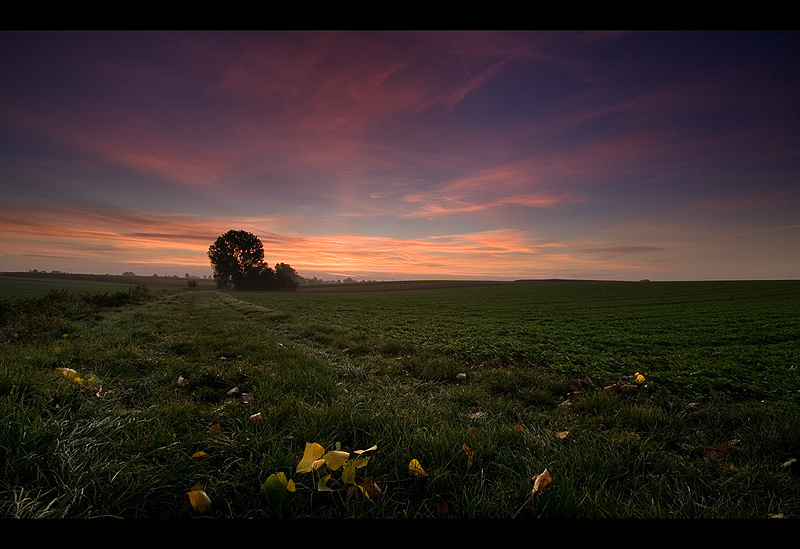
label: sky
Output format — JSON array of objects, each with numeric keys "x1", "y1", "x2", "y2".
[{"x1": 1, "y1": 30, "x2": 799, "y2": 281}]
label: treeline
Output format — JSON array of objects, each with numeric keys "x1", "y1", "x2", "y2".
[{"x1": 226, "y1": 262, "x2": 302, "y2": 291}]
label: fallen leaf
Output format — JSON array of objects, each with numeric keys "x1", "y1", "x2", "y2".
[
  {"x1": 353, "y1": 444, "x2": 378, "y2": 456},
  {"x1": 316, "y1": 474, "x2": 333, "y2": 492},
  {"x1": 553, "y1": 431, "x2": 569, "y2": 440},
  {"x1": 242, "y1": 391, "x2": 254, "y2": 404},
  {"x1": 531, "y1": 468, "x2": 552, "y2": 498},
  {"x1": 261, "y1": 472, "x2": 295, "y2": 504},
  {"x1": 462, "y1": 443, "x2": 474, "y2": 468},
  {"x1": 55, "y1": 367, "x2": 79, "y2": 381},
  {"x1": 322, "y1": 450, "x2": 350, "y2": 471},
  {"x1": 705, "y1": 443, "x2": 729, "y2": 461},
  {"x1": 435, "y1": 498, "x2": 450, "y2": 515},
  {"x1": 249, "y1": 412, "x2": 262, "y2": 422},
  {"x1": 342, "y1": 461, "x2": 357, "y2": 485},
  {"x1": 226, "y1": 386, "x2": 240, "y2": 396},
  {"x1": 177, "y1": 375, "x2": 188, "y2": 387},
  {"x1": 358, "y1": 476, "x2": 381, "y2": 502},
  {"x1": 191, "y1": 451, "x2": 208, "y2": 459},
  {"x1": 469, "y1": 411, "x2": 485, "y2": 420},
  {"x1": 187, "y1": 483, "x2": 211, "y2": 513},
  {"x1": 409, "y1": 459, "x2": 428, "y2": 478},
  {"x1": 456, "y1": 372, "x2": 467, "y2": 381},
  {"x1": 514, "y1": 424, "x2": 528, "y2": 434},
  {"x1": 207, "y1": 423, "x2": 223, "y2": 434},
  {"x1": 297, "y1": 442, "x2": 326, "y2": 473}
]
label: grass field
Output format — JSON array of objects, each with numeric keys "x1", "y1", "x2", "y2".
[{"x1": 1, "y1": 276, "x2": 799, "y2": 518}]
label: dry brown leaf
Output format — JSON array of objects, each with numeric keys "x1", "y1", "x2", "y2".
[
  {"x1": 531, "y1": 468, "x2": 552, "y2": 498},
  {"x1": 242, "y1": 391, "x2": 254, "y2": 404},
  {"x1": 435, "y1": 498, "x2": 450, "y2": 515},
  {"x1": 249, "y1": 412, "x2": 263, "y2": 422},
  {"x1": 705, "y1": 442, "x2": 729, "y2": 461},
  {"x1": 514, "y1": 424, "x2": 528, "y2": 434},
  {"x1": 358, "y1": 476, "x2": 381, "y2": 502},
  {"x1": 207, "y1": 423, "x2": 223, "y2": 434}
]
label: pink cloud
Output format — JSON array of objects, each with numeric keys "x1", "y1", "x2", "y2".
[{"x1": 401, "y1": 160, "x2": 581, "y2": 218}]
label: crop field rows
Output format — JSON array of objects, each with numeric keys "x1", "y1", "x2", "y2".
[{"x1": 1, "y1": 279, "x2": 799, "y2": 518}]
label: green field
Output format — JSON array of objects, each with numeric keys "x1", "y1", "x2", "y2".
[
  {"x1": 1, "y1": 277, "x2": 799, "y2": 518},
  {"x1": 0, "y1": 272, "x2": 217, "y2": 299},
  {"x1": 241, "y1": 279, "x2": 800, "y2": 403}
]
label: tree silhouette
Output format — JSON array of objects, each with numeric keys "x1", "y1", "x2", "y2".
[
  {"x1": 208, "y1": 230, "x2": 267, "y2": 290},
  {"x1": 207, "y1": 230, "x2": 301, "y2": 291}
]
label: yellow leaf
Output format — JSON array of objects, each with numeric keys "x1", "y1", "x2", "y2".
[
  {"x1": 55, "y1": 367, "x2": 79, "y2": 381},
  {"x1": 353, "y1": 444, "x2": 378, "y2": 455},
  {"x1": 531, "y1": 468, "x2": 552, "y2": 498},
  {"x1": 316, "y1": 474, "x2": 333, "y2": 491},
  {"x1": 297, "y1": 442, "x2": 326, "y2": 473},
  {"x1": 342, "y1": 460, "x2": 357, "y2": 485},
  {"x1": 191, "y1": 451, "x2": 208, "y2": 459},
  {"x1": 322, "y1": 450, "x2": 350, "y2": 471},
  {"x1": 514, "y1": 424, "x2": 528, "y2": 434},
  {"x1": 352, "y1": 456, "x2": 370, "y2": 469},
  {"x1": 261, "y1": 472, "x2": 296, "y2": 502},
  {"x1": 462, "y1": 443, "x2": 474, "y2": 468},
  {"x1": 409, "y1": 459, "x2": 427, "y2": 478},
  {"x1": 187, "y1": 484, "x2": 211, "y2": 513}
]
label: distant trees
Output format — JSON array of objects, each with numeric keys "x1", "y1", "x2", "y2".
[{"x1": 207, "y1": 230, "x2": 300, "y2": 291}]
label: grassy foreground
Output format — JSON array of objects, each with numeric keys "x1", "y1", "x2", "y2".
[{"x1": 1, "y1": 280, "x2": 799, "y2": 518}]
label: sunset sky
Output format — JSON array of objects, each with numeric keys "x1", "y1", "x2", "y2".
[{"x1": 1, "y1": 30, "x2": 798, "y2": 281}]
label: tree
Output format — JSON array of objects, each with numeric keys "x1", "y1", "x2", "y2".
[
  {"x1": 208, "y1": 230, "x2": 268, "y2": 290},
  {"x1": 207, "y1": 230, "x2": 302, "y2": 291},
  {"x1": 274, "y1": 262, "x2": 301, "y2": 291}
]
